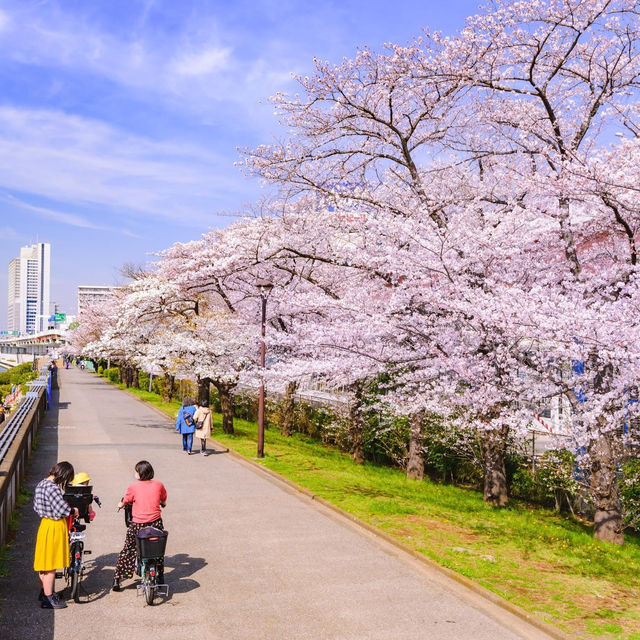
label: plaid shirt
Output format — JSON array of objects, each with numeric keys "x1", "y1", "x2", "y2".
[{"x1": 33, "y1": 479, "x2": 71, "y2": 520}]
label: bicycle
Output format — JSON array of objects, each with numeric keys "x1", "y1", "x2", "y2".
[
  {"x1": 61, "y1": 485, "x2": 101, "y2": 602},
  {"x1": 135, "y1": 527, "x2": 169, "y2": 605},
  {"x1": 117, "y1": 502, "x2": 169, "y2": 605}
]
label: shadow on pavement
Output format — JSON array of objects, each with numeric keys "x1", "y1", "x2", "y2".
[
  {"x1": 164, "y1": 552, "x2": 206, "y2": 596},
  {"x1": 207, "y1": 448, "x2": 230, "y2": 455},
  {"x1": 129, "y1": 419, "x2": 174, "y2": 431},
  {"x1": 150, "y1": 552, "x2": 206, "y2": 605},
  {"x1": 74, "y1": 550, "x2": 206, "y2": 607},
  {"x1": 68, "y1": 552, "x2": 119, "y2": 604}
]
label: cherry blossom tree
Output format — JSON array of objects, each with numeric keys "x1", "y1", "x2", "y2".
[{"x1": 243, "y1": 0, "x2": 640, "y2": 542}]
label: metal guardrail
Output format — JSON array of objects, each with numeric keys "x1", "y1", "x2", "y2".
[
  {"x1": 0, "y1": 371, "x2": 49, "y2": 548},
  {"x1": 0, "y1": 375, "x2": 48, "y2": 465}
]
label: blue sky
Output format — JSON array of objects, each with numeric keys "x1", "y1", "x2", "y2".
[{"x1": 0, "y1": 0, "x2": 482, "y2": 325}]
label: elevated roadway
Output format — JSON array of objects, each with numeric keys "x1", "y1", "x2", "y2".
[{"x1": 0, "y1": 331, "x2": 66, "y2": 367}]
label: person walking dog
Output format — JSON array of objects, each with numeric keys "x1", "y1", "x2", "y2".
[
  {"x1": 194, "y1": 399, "x2": 213, "y2": 456},
  {"x1": 33, "y1": 461, "x2": 77, "y2": 609},
  {"x1": 175, "y1": 397, "x2": 197, "y2": 455}
]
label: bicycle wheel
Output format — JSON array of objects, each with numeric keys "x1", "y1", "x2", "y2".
[
  {"x1": 144, "y1": 564, "x2": 156, "y2": 606},
  {"x1": 70, "y1": 542, "x2": 83, "y2": 603}
]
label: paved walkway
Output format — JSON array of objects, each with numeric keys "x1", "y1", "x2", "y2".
[{"x1": 0, "y1": 368, "x2": 557, "y2": 640}]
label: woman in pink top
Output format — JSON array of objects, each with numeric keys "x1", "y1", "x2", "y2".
[{"x1": 112, "y1": 460, "x2": 167, "y2": 592}]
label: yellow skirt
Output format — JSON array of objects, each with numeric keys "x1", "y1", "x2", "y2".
[{"x1": 33, "y1": 518, "x2": 69, "y2": 572}]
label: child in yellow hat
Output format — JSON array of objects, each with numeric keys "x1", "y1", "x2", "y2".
[{"x1": 71, "y1": 472, "x2": 99, "y2": 520}]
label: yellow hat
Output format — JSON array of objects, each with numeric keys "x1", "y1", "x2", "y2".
[{"x1": 73, "y1": 472, "x2": 91, "y2": 484}]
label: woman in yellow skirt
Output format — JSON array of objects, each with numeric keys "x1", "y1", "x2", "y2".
[{"x1": 33, "y1": 461, "x2": 77, "y2": 609}]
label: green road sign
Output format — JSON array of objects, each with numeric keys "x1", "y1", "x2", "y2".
[{"x1": 54, "y1": 313, "x2": 66, "y2": 322}]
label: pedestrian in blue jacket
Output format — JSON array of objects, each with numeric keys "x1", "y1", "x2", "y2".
[{"x1": 175, "y1": 397, "x2": 197, "y2": 455}]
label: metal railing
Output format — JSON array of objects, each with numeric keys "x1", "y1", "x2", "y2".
[
  {"x1": 0, "y1": 371, "x2": 49, "y2": 547},
  {"x1": 0, "y1": 374, "x2": 48, "y2": 465}
]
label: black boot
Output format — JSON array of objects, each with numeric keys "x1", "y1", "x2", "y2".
[{"x1": 112, "y1": 578, "x2": 122, "y2": 592}]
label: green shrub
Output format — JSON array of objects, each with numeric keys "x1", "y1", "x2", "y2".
[
  {"x1": 510, "y1": 464, "x2": 547, "y2": 503},
  {"x1": 509, "y1": 449, "x2": 579, "y2": 512},
  {"x1": 151, "y1": 375, "x2": 166, "y2": 397},
  {"x1": 138, "y1": 372, "x2": 150, "y2": 390},
  {"x1": 295, "y1": 401, "x2": 335, "y2": 440},
  {"x1": 0, "y1": 363, "x2": 38, "y2": 388},
  {"x1": 423, "y1": 420, "x2": 483, "y2": 486},
  {"x1": 103, "y1": 367, "x2": 119, "y2": 383},
  {"x1": 208, "y1": 387, "x2": 222, "y2": 412},
  {"x1": 234, "y1": 391, "x2": 258, "y2": 422},
  {"x1": 621, "y1": 459, "x2": 640, "y2": 531}
]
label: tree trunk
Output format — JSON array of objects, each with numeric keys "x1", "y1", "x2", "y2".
[
  {"x1": 589, "y1": 432, "x2": 624, "y2": 544},
  {"x1": 349, "y1": 382, "x2": 365, "y2": 465},
  {"x1": 132, "y1": 368, "x2": 139, "y2": 389},
  {"x1": 161, "y1": 372, "x2": 174, "y2": 402},
  {"x1": 406, "y1": 410, "x2": 426, "y2": 480},
  {"x1": 280, "y1": 381, "x2": 297, "y2": 437},
  {"x1": 197, "y1": 377, "x2": 211, "y2": 406},
  {"x1": 213, "y1": 380, "x2": 235, "y2": 435},
  {"x1": 118, "y1": 365, "x2": 123, "y2": 384},
  {"x1": 481, "y1": 425, "x2": 509, "y2": 507},
  {"x1": 166, "y1": 373, "x2": 175, "y2": 402}
]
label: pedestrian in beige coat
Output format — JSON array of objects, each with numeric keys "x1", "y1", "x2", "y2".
[{"x1": 194, "y1": 400, "x2": 213, "y2": 456}]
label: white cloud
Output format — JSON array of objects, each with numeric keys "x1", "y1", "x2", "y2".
[
  {"x1": 0, "y1": 107, "x2": 247, "y2": 225},
  {"x1": 0, "y1": 3, "x2": 301, "y2": 120},
  {"x1": 4, "y1": 195, "x2": 142, "y2": 237},
  {"x1": 171, "y1": 46, "x2": 232, "y2": 76},
  {"x1": 0, "y1": 9, "x2": 9, "y2": 32}
]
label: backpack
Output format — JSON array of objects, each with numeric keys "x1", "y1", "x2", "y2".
[{"x1": 183, "y1": 410, "x2": 195, "y2": 428}]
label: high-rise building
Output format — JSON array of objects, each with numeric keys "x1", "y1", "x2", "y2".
[
  {"x1": 7, "y1": 243, "x2": 51, "y2": 334},
  {"x1": 77, "y1": 285, "x2": 117, "y2": 316}
]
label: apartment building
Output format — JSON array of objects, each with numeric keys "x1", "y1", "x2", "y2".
[{"x1": 7, "y1": 242, "x2": 51, "y2": 334}]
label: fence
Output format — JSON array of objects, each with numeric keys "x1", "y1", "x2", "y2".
[{"x1": 0, "y1": 375, "x2": 49, "y2": 548}]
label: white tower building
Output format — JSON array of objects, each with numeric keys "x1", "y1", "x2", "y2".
[
  {"x1": 7, "y1": 242, "x2": 51, "y2": 334},
  {"x1": 77, "y1": 285, "x2": 117, "y2": 316}
]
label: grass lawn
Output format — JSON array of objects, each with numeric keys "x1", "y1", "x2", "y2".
[{"x1": 116, "y1": 380, "x2": 640, "y2": 639}]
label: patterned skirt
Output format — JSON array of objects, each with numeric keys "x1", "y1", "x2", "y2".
[{"x1": 114, "y1": 518, "x2": 164, "y2": 580}]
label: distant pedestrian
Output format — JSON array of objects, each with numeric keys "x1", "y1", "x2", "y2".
[
  {"x1": 175, "y1": 397, "x2": 197, "y2": 454},
  {"x1": 33, "y1": 461, "x2": 77, "y2": 609},
  {"x1": 0, "y1": 405, "x2": 4, "y2": 425},
  {"x1": 194, "y1": 399, "x2": 212, "y2": 456}
]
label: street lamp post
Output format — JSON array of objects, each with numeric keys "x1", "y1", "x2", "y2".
[{"x1": 257, "y1": 280, "x2": 273, "y2": 458}]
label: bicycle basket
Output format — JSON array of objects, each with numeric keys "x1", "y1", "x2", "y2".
[{"x1": 136, "y1": 527, "x2": 168, "y2": 559}]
